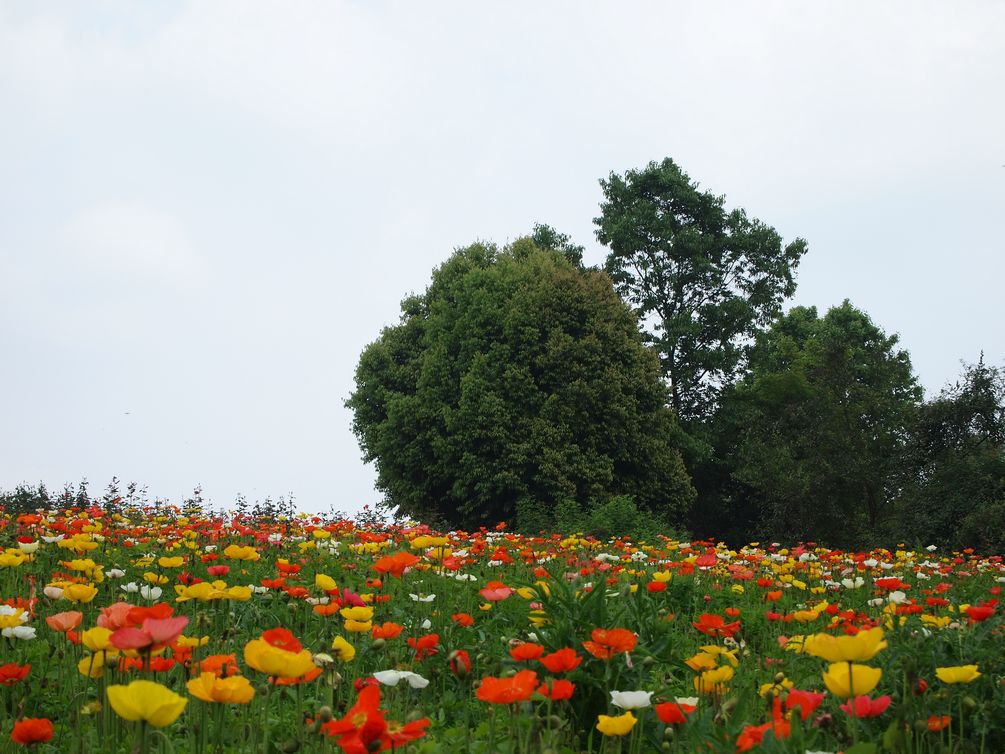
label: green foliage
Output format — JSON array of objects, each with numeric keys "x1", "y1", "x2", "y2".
[
  {"x1": 892, "y1": 357, "x2": 1005, "y2": 550},
  {"x1": 347, "y1": 233, "x2": 695, "y2": 530},
  {"x1": 720, "y1": 301, "x2": 922, "y2": 546},
  {"x1": 595, "y1": 157, "x2": 808, "y2": 423}
]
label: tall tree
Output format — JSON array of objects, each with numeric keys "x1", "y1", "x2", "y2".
[
  {"x1": 595, "y1": 158, "x2": 808, "y2": 422},
  {"x1": 893, "y1": 358, "x2": 1005, "y2": 550},
  {"x1": 723, "y1": 302, "x2": 921, "y2": 545},
  {"x1": 347, "y1": 234, "x2": 695, "y2": 530}
]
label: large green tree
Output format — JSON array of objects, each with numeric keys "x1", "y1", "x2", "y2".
[
  {"x1": 721, "y1": 302, "x2": 921, "y2": 545},
  {"x1": 595, "y1": 158, "x2": 808, "y2": 423},
  {"x1": 892, "y1": 358, "x2": 1005, "y2": 550},
  {"x1": 347, "y1": 234, "x2": 695, "y2": 530}
]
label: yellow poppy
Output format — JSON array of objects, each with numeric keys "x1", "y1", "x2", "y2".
[
  {"x1": 596, "y1": 712, "x2": 637, "y2": 736},
  {"x1": 107, "y1": 680, "x2": 187, "y2": 727},
  {"x1": 935, "y1": 665, "x2": 981, "y2": 684},
  {"x1": 822, "y1": 663, "x2": 882, "y2": 698},
  {"x1": 186, "y1": 673, "x2": 255, "y2": 704},
  {"x1": 804, "y1": 627, "x2": 887, "y2": 663}
]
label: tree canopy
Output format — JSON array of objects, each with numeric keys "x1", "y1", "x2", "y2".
[
  {"x1": 719, "y1": 301, "x2": 922, "y2": 545},
  {"x1": 595, "y1": 158, "x2": 808, "y2": 423},
  {"x1": 347, "y1": 234, "x2": 695, "y2": 530}
]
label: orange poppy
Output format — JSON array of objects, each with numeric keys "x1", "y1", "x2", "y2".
[
  {"x1": 11, "y1": 718, "x2": 54, "y2": 745},
  {"x1": 45, "y1": 611, "x2": 83, "y2": 633},
  {"x1": 0, "y1": 663, "x2": 30, "y2": 686},
  {"x1": 373, "y1": 552, "x2": 420, "y2": 579},
  {"x1": 371, "y1": 622, "x2": 404, "y2": 640},
  {"x1": 476, "y1": 670, "x2": 539, "y2": 704},
  {"x1": 200, "y1": 654, "x2": 240, "y2": 677},
  {"x1": 407, "y1": 634, "x2": 439, "y2": 660},
  {"x1": 539, "y1": 648, "x2": 583, "y2": 674},
  {"x1": 693, "y1": 613, "x2": 741, "y2": 639},
  {"x1": 583, "y1": 628, "x2": 637, "y2": 659},
  {"x1": 537, "y1": 679, "x2": 575, "y2": 700},
  {"x1": 509, "y1": 643, "x2": 545, "y2": 662},
  {"x1": 452, "y1": 613, "x2": 474, "y2": 627}
]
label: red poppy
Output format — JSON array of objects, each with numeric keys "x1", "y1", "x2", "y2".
[
  {"x1": 785, "y1": 689, "x2": 825, "y2": 721},
  {"x1": 322, "y1": 685, "x2": 387, "y2": 750},
  {"x1": 452, "y1": 613, "x2": 474, "y2": 627},
  {"x1": 537, "y1": 679, "x2": 575, "y2": 700},
  {"x1": 372, "y1": 552, "x2": 420, "y2": 579},
  {"x1": 449, "y1": 650, "x2": 471, "y2": 676},
  {"x1": 966, "y1": 605, "x2": 995, "y2": 623},
  {"x1": 476, "y1": 670, "x2": 539, "y2": 704},
  {"x1": 262, "y1": 627, "x2": 303, "y2": 652},
  {"x1": 408, "y1": 634, "x2": 440, "y2": 660},
  {"x1": 840, "y1": 695, "x2": 892, "y2": 718},
  {"x1": 0, "y1": 663, "x2": 30, "y2": 686},
  {"x1": 583, "y1": 628, "x2": 637, "y2": 659},
  {"x1": 655, "y1": 701, "x2": 696, "y2": 725},
  {"x1": 384, "y1": 718, "x2": 431, "y2": 747},
  {"x1": 11, "y1": 718, "x2": 54, "y2": 745},
  {"x1": 371, "y1": 622, "x2": 404, "y2": 640},
  {"x1": 539, "y1": 648, "x2": 583, "y2": 674},
  {"x1": 928, "y1": 714, "x2": 951, "y2": 732},
  {"x1": 693, "y1": 613, "x2": 741, "y2": 639},
  {"x1": 110, "y1": 616, "x2": 189, "y2": 651},
  {"x1": 509, "y1": 643, "x2": 545, "y2": 662},
  {"x1": 206, "y1": 565, "x2": 230, "y2": 577}
]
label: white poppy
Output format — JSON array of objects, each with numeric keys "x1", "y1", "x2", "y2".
[
  {"x1": 610, "y1": 690, "x2": 653, "y2": 709},
  {"x1": 372, "y1": 670, "x2": 430, "y2": 689}
]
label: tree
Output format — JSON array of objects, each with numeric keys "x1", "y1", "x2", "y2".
[
  {"x1": 595, "y1": 158, "x2": 808, "y2": 423},
  {"x1": 722, "y1": 302, "x2": 921, "y2": 545},
  {"x1": 347, "y1": 234, "x2": 696, "y2": 530},
  {"x1": 893, "y1": 358, "x2": 1005, "y2": 550}
]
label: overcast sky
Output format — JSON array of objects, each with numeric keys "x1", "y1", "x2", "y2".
[{"x1": 2, "y1": 1, "x2": 1003, "y2": 514}]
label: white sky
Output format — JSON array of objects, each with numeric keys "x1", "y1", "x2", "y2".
[{"x1": 2, "y1": 1, "x2": 1003, "y2": 514}]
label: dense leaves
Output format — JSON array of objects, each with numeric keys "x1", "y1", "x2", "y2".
[
  {"x1": 347, "y1": 236, "x2": 695, "y2": 529},
  {"x1": 720, "y1": 302, "x2": 922, "y2": 546},
  {"x1": 595, "y1": 157, "x2": 808, "y2": 423}
]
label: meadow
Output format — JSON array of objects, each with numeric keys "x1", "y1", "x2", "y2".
[{"x1": 1, "y1": 505, "x2": 1002, "y2": 753}]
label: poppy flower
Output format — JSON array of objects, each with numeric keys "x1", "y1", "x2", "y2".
[
  {"x1": 840, "y1": 694, "x2": 892, "y2": 718},
  {"x1": 540, "y1": 648, "x2": 582, "y2": 674},
  {"x1": 322, "y1": 685, "x2": 387, "y2": 748},
  {"x1": 372, "y1": 670, "x2": 430, "y2": 688},
  {"x1": 110, "y1": 616, "x2": 189, "y2": 651},
  {"x1": 106, "y1": 680, "x2": 188, "y2": 728},
  {"x1": 479, "y1": 581, "x2": 513, "y2": 602},
  {"x1": 452, "y1": 613, "x2": 474, "y2": 627},
  {"x1": 449, "y1": 650, "x2": 471, "y2": 677},
  {"x1": 965, "y1": 605, "x2": 995, "y2": 623},
  {"x1": 372, "y1": 552, "x2": 419, "y2": 579},
  {"x1": 0, "y1": 663, "x2": 30, "y2": 686},
  {"x1": 407, "y1": 634, "x2": 439, "y2": 660},
  {"x1": 935, "y1": 664, "x2": 981, "y2": 684},
  {"x1": 244, "y1": 630, "x2": 317, "y2": 679},
  {"x1": 822, "y1": 663, "x2": 882, "y2": 698},
  {"x1": 655, "y1": 701, "x2": 696, "y2": 725},
  {"x1": 537, "y1": 680, "x2": 575, "y2": 701},
  {"x1": 803, "y1": 627, "x2": 887, "y2": 663},
  {"x1": 10, "y1": 718, "x2": 54, "y2": 745},
  {"x1": 509, "y1": 643, "x2": 545, "y2": 662},
  {"x1": 200, "y1": 654, "x2": 240, "y2": 677},
  {"x1": 187, "y1": 672, "x2": 256, "y2": 704},
  {"x1": 784, "y1": 689, "x2": 825, "y2": 721},
  {"x1": 610, "y1": 690, "x2": 652, "y2": 709},
  {"x1": 476, "y1": 670, "x2": 538, "y2": 704},
  {"x1": 583, "y1": 628, "x2": 637, "y2": 659},
  {"x1": 928, "y1": 714, "x2": 951, "y2": 732},
  {"x1": 45, "y1": 611, "x2": 83, "y2": 633},
  {"x1": 692, "y1": 613, "x2": 741, "y2": 639},
  {"x1": 384, "y1": 718, "x2": 431, "y2": 747},
  {"x1": 596, "y1": 712, "x2": 636, "y2": 736},
  {"x1": 371, "y1": 622, "x2": 404, "y2": 640}
]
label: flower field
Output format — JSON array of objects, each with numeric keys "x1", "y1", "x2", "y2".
[{"x1": 1, "y1": 506, "x2": 1004, "y2": 753}]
